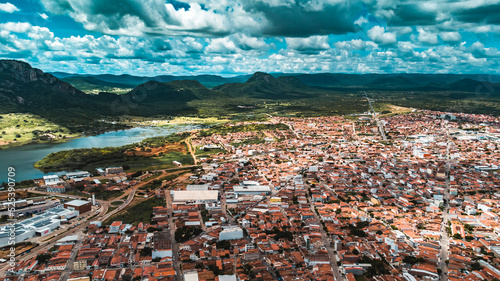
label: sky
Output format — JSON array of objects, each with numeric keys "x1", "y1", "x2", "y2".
[{"x1": 0, "y1": 0, "x2": 500, "y2": 76}]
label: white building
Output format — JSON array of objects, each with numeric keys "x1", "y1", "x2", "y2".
[
  {"x1": 0, "y1": 207, "x2": 79, "y2": 247},
  {"x1": 233, "y1": 185, "x2": 271, "y2": 196},
  {"x1": 186, "y1": 184, "x2": 210, "y2": 191},
  {"x1": 43, "y1": 175, "x2": 64, "y2": 186},
  {"x1": 172, "y1": 190, "x2": 219, "y2": 204},
  {"x1": 66, "y1": 171, "x2": 91, "y2": 179},
  {"x1": 219, "y1": 226, "x2": 243, "y2": 241}
]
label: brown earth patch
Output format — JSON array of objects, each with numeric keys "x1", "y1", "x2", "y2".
[{"x1": 125, "y1": 142, "x2": 185, "y2": 157}]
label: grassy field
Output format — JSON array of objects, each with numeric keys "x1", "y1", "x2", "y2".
[
  {"x1": 106, "y1": 206, "x2": 118, "y2": 214},
  {"x1": 97, "y1": 191, "x2": 124, "y2": 201},
  {"x1": 104, "y1": 196, "x2": 165, "y2": 225},
  {"x1": 0, "y1": 113, "x2": 80, "y2": 148}
]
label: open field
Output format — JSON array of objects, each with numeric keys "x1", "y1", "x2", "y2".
[
  {"x1": 115, "y1": 116, "x2": 230, "y2": 127},
  {"x1": 103, "y1": 196, "x2": 165, "y2": 226},
  {"x1": 0, "y1": 113, "x2": 80, "y2": 148}
]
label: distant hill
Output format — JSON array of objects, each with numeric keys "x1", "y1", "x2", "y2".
[
  {"x1": 213, "y1": 72, "x2": 317, "y2": 99},
  {"x1": 364, "y1": 76, "x2": 421, "y2": 89},
  {"x1": 2, "y1": 59, "x2": 500, "y2": 132},
  {"x1": 446, "y1": 78, "x2": 500, "y2": 95},
  {"x1": 52, "y1": 72, "x2": 250, "y2": 89},
  {"x1": 115, "y1": 80, "x2": 216, "y2": 115},
  {"x1": 51, "y1": 70, "x2": 500, "y2": 92}
]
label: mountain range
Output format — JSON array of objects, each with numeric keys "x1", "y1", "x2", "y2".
[
  {"x1": 51, "y1": 69, "x2": 500, "y2": 91},
  {"x1": 1, "y1": 59, "x2": 500, "y2": 133}
]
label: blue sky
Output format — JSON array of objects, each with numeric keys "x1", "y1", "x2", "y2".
[{"x1": 1, "y1": 0, "x2": 500, "y2": 76}]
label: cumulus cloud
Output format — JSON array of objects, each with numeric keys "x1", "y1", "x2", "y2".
[
  {"x1": 469, "y1": 41, "x2": 500, "y2": 58},
  {"x1": 286, "y1": 36, "x2": 330, "y2": 53},
  {"x1": 4, "y1": 1, "x2": 500, "y2": 75},
  {"x1": 0, "y1": 2, "x2": 19, "y2": 13},
  {"x1": 39, "y1": 0, "x2": 367, "y2": 37},
  {"x1": 205, "y1": 38, "x2": 238, "y2": 54},
  {"x1": 417, "y1": 28, "x2": 438, "y2": 45},
  {"x1": 439, "y1": 32, "x2": 462, "y2": 44},
  {"x1": 334, "y1": 39, "x2": 377, "y2": 50},
  {"x1": 367, "y1": 26, "x2": 397, "y2": 45},
  {"x1": 0, "y1": 22, "x2": 32, "y2": 33}
]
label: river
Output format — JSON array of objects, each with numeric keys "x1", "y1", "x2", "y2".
[{"x1": 0, "y1": 124, "x2": 200, "y2": 182}]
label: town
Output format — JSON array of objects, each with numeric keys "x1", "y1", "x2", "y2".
[{"x1": 1, "y1": 109, "x2": 500, "y2": 281}]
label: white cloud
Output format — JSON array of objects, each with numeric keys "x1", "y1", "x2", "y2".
[
  {"x1": 367, "y1": 26, "x2": 396, "y2": 45},
  {"x1": 285, "y1": 36, "x2": 330, "y2": 52},
  {"x1": 205, "y1": 37, "x2": 237, "y2": 54},
  {"x1": 440, "y1": 32, "x2": 462, "y2": 43},
  {"x1": 39, "y1": 13, "x2": 49, "y2": 20},
  {"x1": 334, "y1": 39, "x2": 377, "y2": 50},
  {"x1": 0, "y1": 2, "x2": 19, "y2": 13},
  {"x1": 417, "y1": 28, "x2": 438, "y2": 45},
  {"x1": 0, "y1": 22, "x2": 32, "y2": 33},
  {"x1": 469, "y1": 41, "x2": 500, "y2": 58},
  {"x1": 354, "y1": 16, "x2": 368, "y2": 26},
  {"x1": 233, "y1": 34, "x2": 267, "y2": 51}
]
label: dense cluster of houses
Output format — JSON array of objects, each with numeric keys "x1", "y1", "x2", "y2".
[{"x1": 4, "y1": 110, "x2": 500, "y2": 281}]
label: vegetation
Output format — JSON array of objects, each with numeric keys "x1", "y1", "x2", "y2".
[
  {"x1": 104, "y1": 196, "x2": 165, "y2": 225},
  {"x1": 175, "y1": 226, "x2": 203, "y2": 243},
  {"x1": 4, "y1": 61, "x2": 500, "y2": 144},
  {"x1": 359, "y1": 256, "x2": 389, "y2": 277},
  {"x1": 403, "y1": 256, "x2": 426, "y2": 265},
  {"x1": 232, "y1": 138, "x2": 266, "y2": 147},
  {"x1": 110, "y1": 201, "x2": 124, "y2": 206},
  {"x1": 36, "y1": 253, "x2": 52, "y2": 264},
  {"x1": 139, "y1": 132, "x2": 190, "y2": 148},
  {"x1": 216, "y1": 240, "x2": 231, "y2": 250},
  {"x1": 199, "y1": 123, "x2": 289, "y2": 137},
  {"x1": 265, "y1": 227, "x2": 294, "y2": 241},
  {"x1": 34, "y1": 132, "x2": 193, "y2": 172},
  {"x1": 0, "y1": 113, "x2": 79, "y2": 148}
]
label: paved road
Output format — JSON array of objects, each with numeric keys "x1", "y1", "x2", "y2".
[
  {"x1": 1, "y1": 183, "x2": 139, "y2": 277},
  {"x1": 60, "y1": 232, "x2": 84, "y2": 281},
  {"x1": 364, "y1": 92, "x2": 387, "y2": 141},
  {"x1": 439, "y1": 128, "x2": 451, "y2": 281},
  {"x1": 165, "y1": 188, "x2": 181, "y2": 281},
  {"x1": 306, "y1": 184, "x2": 344, "y2": 281}
]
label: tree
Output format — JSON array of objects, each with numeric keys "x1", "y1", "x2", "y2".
[
  {"x1": 36, "y1": 253, "x2": 52, "y2": 264},
  {"x1": 216, "y1": 240, "x2": 231, "y2": 250},
  {"x1": 453, "y1": 233, "x2": 463, "y2": 240},
  {"x1": 175, "y1": 226, "x2": 202, "y2": 243},
  {"x1": 140, "y1": 247, "x2": 152, "y2": 256},
  {"x1": 471, "y1": 262, "x2": 483, "y2": 271}
]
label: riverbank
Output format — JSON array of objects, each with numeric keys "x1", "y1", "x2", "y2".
[
  {"x1": 0, "y1": 124, "x2": 202, "y2": 182},
  {"x1": 0, "y1": 115, "x2": 226, "y2": 150}
]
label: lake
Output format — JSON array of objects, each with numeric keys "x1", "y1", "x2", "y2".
[{"x1": 0, "y1": 124, "x2": 200, "y2": 182}]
